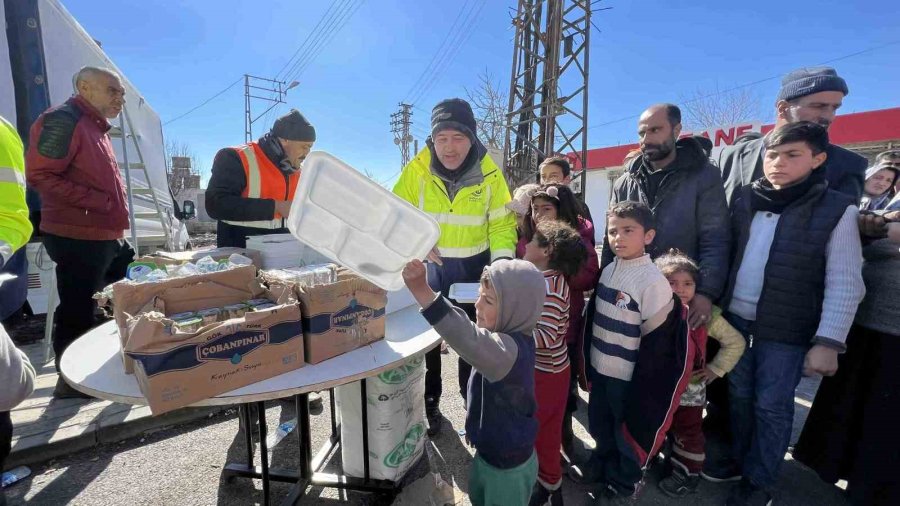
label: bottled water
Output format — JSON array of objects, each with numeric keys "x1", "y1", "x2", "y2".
[
  {"x1": 195, "y1": 255, "x2": 219, "y2": 273},
  {"x1": 266, "y1": 418, "x2": 297, "y2": 448},
  {"x1": 1, "y1": 466, "x2": 31, "y2": 488}
]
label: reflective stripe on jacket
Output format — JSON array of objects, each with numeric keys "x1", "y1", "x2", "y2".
[
  {"x1": 222, "y1": 142, "x2": 299, "y2": 230},
  {"x1": 392, "y1": 147, "x2": 516, "y2": 262},
  {"x1": 0, "y1": 116, "x2": 32, "y2": 265}
]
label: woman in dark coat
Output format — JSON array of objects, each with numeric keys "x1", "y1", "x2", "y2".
[{"x1": 793, "y1": 212, "x2": 900, "y2": 505}]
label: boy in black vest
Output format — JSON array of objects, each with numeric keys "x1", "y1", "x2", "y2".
[{"x1": 719, "y1": 122, "x2": 865, "y2": 505}]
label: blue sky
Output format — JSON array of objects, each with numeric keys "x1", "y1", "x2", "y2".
[{"x1": 62, "y1": 0, "x2": 899, "y2": 186}]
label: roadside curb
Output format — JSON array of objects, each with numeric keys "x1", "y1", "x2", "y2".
[{"x1": 6, "y1": 406, "x2": 225, "y2": 469}]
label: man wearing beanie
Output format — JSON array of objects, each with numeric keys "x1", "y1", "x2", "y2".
[
  {"x1": 719, "y1": 67, "x2": 867, "y2": 205},
  {"x1": 704, "y1": 67, "x2": 868, "y2": 484},
  {"x1": 393, "y1": 98, "x2": 517, "y2": 436},
  {"x1": 206, "y1": 109, "x2": 316, "y2": 248}
]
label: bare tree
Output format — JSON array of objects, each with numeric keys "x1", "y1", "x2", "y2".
[
  {"x1": 679, "y1": 85, "x2": 766, "y2": 131},
  {"x1": 165, "y1": 139, "x2": 203, "y2": 196},
  {"x1": 465, "y1": 69, "x2": 508, "y2": 149}
]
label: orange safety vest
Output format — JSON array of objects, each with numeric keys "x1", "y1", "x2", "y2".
[{"x1": 222, "y1": 141, "x2": 299, "y2": 229}]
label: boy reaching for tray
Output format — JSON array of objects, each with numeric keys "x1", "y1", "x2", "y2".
[{"x1": 402, "y1": 258, "x2": 545, "y2": 506}]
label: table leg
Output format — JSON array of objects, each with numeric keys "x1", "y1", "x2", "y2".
[
  {"x1": 282, "y1": 391, "x2": 316, "y2": 506},
  {"x1": 296, "y1": 393, "x2": 311, "y2": 479},
  {"x1": 240, "y1": 404, "x2": 255, "y2": 465},
  {"x1": 360, "y1": 379, "x2": 371, "y2": 482},
  {"x1": 223, "y1": 384, "x2": 397, "y2": 505},
  {"x1": 256, "y1": 401, "x2": 271, "y2": 506},
  {"x1": 329, "y1": 387, "x2": 337, "y2": 438}
]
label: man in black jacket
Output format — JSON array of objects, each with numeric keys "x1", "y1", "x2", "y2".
[
  {"x1": 206, "y1": 109, "x2": 315, "y2": 248},
  {"x1": 718, "y1": 67, "x2": 867, "y2": 205},
  {"x1": 601, "y1": 104, "x2": 730, "y2": 329},
  {"x1": 206, "y1": 110, "x2": 324, "y2": 416}
]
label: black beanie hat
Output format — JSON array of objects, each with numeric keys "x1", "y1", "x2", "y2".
[
  {"x1": 272, "y1": 109, "x2": 316, "y2": 142},
  {"x1": 431, "y1": 98, "x2": 477, "y2": 140},
  {"x1": 777, "y1": 67, "x2": 848, "y2": 103}
]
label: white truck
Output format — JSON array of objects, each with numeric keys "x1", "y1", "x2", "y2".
[{"x1": 1, "y1": 0, "x2": 188, "y2": 316}]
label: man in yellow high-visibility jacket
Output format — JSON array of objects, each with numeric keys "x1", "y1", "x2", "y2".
[
  {"x1": 0, "y1": 114, "x2": 37, "y2": 506},
  {"x1": 393, "y1": 98, "x2": 516, "y2": 436},
  {"x1": 0, "y1": 115, "x2": 32, "y2": 270}
]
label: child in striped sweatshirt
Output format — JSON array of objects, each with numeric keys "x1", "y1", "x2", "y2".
[
  {"x1": 571, "y1": 201, "x2": 677, "y2": 504},
  {"x1": 521, "y1": 220, "x2": 588, "y2": 505}
]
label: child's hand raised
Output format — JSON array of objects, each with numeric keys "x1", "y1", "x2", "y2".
[
  {"x1": 402, "y1": 259, "x2": 428, "y2": 287},
  {"x1": 402, "y1": 260, "x2": 436, "y2": 308}
]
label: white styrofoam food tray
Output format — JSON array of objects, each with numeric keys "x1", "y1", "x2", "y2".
[
  {"x1": 287, "y1": 152, "x2": 441, "y2": 291},
  {"x1": 448, "y1": 283, "x2": 480, "y2": 303}
]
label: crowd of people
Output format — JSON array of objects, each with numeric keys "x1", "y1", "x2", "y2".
[
  {"x1": 1, "y1": 61, "x2": 897, "y2": 506},
  {"x1": 397, "y1": 66, "x2": 898, "y2": 506}
]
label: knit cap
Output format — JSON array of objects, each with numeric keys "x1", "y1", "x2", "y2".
[
  {"x1": 272, "y1": 109, "x2": 316, "y2": 142},
  {"x1": 431, "y1": 98, "x2": 477, "y2": 141},
  {"x1": 777, "y1": 67, "x2": 848, "y2": 103}
]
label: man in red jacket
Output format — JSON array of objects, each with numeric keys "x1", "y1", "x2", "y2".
[{"x1": 26, "y1": 66, "x2": 134, "y2": 399}]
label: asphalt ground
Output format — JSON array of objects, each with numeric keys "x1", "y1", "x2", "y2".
[{"x1": 4, "y1": 349, "x2": 848, "y2": 506}]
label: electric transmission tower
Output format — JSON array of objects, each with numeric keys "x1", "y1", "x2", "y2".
[
  {"x1": 391, "y1": 103, "x2": 414, "y2": 167},
  {"x1": 503, "y1": 0, "x2": 592, "y2": 190}
]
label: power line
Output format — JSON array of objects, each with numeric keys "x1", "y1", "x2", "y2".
[
  {"x1": 273, "y1": 0, "x2": 344, "y2": 80},
  {"x1": 587, "y1": 39, "x2": 900, "y2": 131},
  {"x1": 261, "y1": 103, "x2": 285, "y2": 131},
  {"x1": 409, "y1": 1, "x2": 486, "y2": 106},
  {"x1": 260, "y1": 0, "x2": 355, "y2": 130},
  {"x1": 282, "y1": 0, "x2": 354, "y2": 80},
  {"x1": 381, "y1": 168, "x2": 404, "y2": 186},
  {"x1": 163, "y1": 77, "x2": 242, "y2": 125},
  {"x1": 411, "y1": 126, "x2": 431, "y2": 138},
  {"x1": 260, "y1": 0, "x2": 363, "y2": 134},
  {"x1": 284, "y1": 0, "x2": 364, "y2": 82},
  {"x1": 402, "y1": 0, "x2": 476, "y2": 104}
]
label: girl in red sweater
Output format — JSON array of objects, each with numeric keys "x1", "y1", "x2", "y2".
[{"x1": 515, "y1": 184, "x2": 601, "y2": 461}]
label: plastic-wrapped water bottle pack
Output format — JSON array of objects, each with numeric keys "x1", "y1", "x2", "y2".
[{"x1": 126, "y1": 253, "x2": 254, "y2": 282}]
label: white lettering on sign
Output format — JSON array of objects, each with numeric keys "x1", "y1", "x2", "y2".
[{"x1": 682, "y1": 121, "x2": 762, "y2": 159}]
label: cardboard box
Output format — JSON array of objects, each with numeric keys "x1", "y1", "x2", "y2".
[
  {"x1": 296, "y1": 274, "x2": 387, "y2": 364},
  {"x1": 104, "y1": 265, "x2": 262, "y2": 373},
  {"x1": 140, "y1": 247, "x2": 262, "y2": 268},
  {"x1": 123, "y1": 270, "x2": 304, "y2": 414},
  {"x1": 125, "y1": 305, "x2": 304, "y2": 415}
]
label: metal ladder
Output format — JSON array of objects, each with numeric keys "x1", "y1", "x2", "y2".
[{"x1": 109, "y1": 108, "x2": 170, "y2": 251}]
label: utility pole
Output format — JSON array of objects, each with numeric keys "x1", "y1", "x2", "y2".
[
  {"x1": 244, "y1": 75, "x2": 299, "y2": 143},
  {"x1": 390, "y1": 103, "x2": 414, "y2": 167},
  {"x1": 503, "y1": 0, "x2": 592, "y2": 192}
]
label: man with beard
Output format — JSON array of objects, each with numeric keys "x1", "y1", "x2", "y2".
[
  {"x1": 718, "y1": 67, "x2": 867, "y2": 205},
  {"x1": 600, "y1": 104, "x2": 730, "y2": 329}
]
